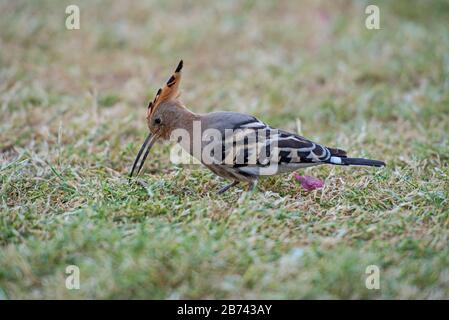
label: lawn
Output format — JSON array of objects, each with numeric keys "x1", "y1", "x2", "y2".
[{"x1": 1, "y1": 0, "x2": 448, "y2": 299}]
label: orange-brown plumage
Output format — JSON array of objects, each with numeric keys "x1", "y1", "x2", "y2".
[{"x1": 147, "y1": 60, "x2": 183, "y2": 119}]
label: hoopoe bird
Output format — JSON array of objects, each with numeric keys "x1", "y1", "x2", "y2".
[{"x1": 130, "y1": 61, "x2": 385, "y2": 194}]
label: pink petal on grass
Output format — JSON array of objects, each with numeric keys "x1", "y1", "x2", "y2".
[{"x1": 294, "y1": 174, "x2": 324, "y2": 191}]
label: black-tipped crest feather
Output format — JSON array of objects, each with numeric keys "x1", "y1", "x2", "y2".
[{"x1": 175, "y1": 60, "x2": 183, "y2": 72}]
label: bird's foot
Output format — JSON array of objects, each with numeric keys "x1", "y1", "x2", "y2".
[
  {"x1": 217, "y1": 181, "x2": 239, "y2": 195},
  {"x1": 294, "y1": 174, "x2": 324, "y2": 191},
  {"x1": 234, "y1": 180, "x2": 258, "y2": 204},
  {"x1": 247, "y1": 180, "x2": 258, "y2": 193}
]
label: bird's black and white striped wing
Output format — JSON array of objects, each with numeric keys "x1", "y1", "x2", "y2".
[{"x1": 217, "y1": 118, "x2": 335, "y2": 175}]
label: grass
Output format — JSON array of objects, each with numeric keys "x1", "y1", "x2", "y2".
[{"x1": 1, "y1": 0, "x2": 449, "y2": 299}]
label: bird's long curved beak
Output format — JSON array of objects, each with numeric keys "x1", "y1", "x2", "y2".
[{"x1": 129, "y1": 132, "x2": 159, "y2": 178}]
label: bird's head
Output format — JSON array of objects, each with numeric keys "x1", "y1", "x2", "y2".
[{"x1": 130, "y1": 60, "x2": 186, "y2": 178}]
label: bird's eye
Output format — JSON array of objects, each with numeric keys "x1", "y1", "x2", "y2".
[{"x1": 154, "y1": 117, "x2": 162, "y2": 125}]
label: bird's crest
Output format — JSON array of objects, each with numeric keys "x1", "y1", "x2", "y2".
[{"x1": 148, "y1": 60, "x2": 183, "y2": 117}]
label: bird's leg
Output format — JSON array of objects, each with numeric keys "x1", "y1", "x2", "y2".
[{"x1": 217, "y1": 181, "x2": 239, "y2": 195}]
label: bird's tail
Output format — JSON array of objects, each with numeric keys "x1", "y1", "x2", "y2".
[
  {"x1": 329, "y1": 156, "x2": 386, "y2": 167},
  {"x1": 326, "y1": 147, "x2": 385, "y2": 167}
]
